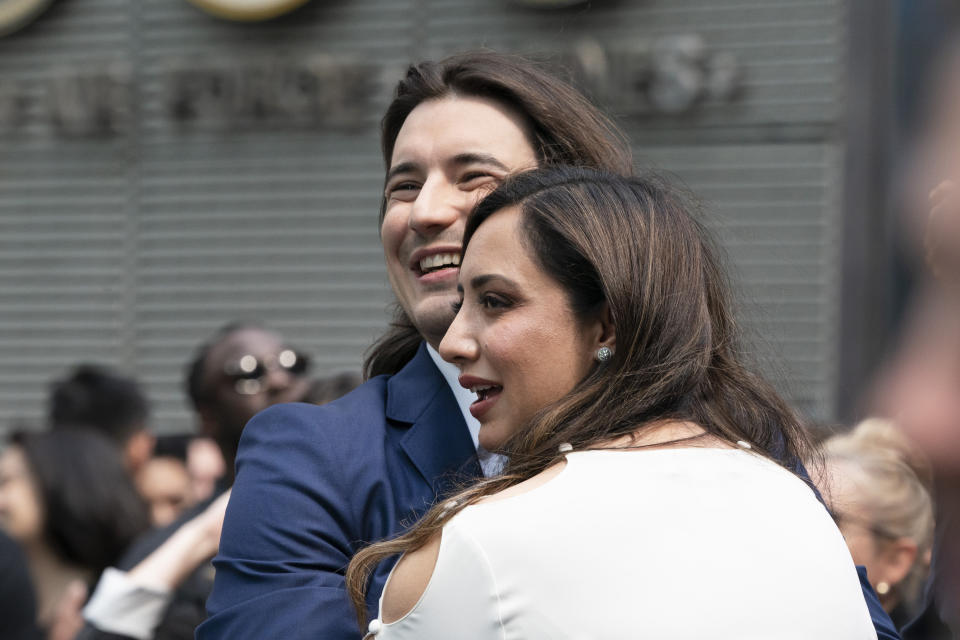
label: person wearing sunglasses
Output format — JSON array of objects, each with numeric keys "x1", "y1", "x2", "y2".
[
  {"x1": 75, "y1": 322, "x2": 315, "y2": 640},
  {"x1": 186, "y1": 322, "x2": 313, "y2": 486}
]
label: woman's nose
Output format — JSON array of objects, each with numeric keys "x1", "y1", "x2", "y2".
[{"x1": 439, "y1": 309, "x2": 479, "y2": 366}]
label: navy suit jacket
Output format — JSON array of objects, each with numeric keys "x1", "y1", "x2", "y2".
[
  {"x1": 199, "y1": 343, "x2": 479, "y2": 639},
  {"x1": 199, "y1": 342, "x2": 899, "y2": 639}
]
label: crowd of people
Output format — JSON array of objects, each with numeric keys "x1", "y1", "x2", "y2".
[
  {"x1": 0, "y1": 325, "x2": 361, "y2": 639},
  {"x1": 0, "y1": 48, "x2": 957, "y2": 640}
]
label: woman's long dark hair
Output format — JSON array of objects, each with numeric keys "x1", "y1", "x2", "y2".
[
  {"x1": 14, "y1": 429, "x2": 149, "y2": 574},
  {"x1": 363, "y1": 50, "x2": 633, "y2": 379},
  {"x1": 347, "y1": 167, "x2": 814, "y2": 629}
]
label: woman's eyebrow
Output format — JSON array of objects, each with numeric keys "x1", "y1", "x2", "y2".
[{"x1": 470, "y1": 273, "x2": 518, "y2": 289}]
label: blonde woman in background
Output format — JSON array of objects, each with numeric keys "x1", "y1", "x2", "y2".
[{"x1": 819, "y1": 418, "x2": 936, "y2": 629}]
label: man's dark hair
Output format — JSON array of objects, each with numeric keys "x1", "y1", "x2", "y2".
[
  {"x1": 364, "y1": 50, "x2": 634, "y2": 379},
  {"x1": 185, "y1": 320, "x2": 264, "y2": 411},
  {"x1": 48, "y1": 364, "x2": 149, "y2": 445}
]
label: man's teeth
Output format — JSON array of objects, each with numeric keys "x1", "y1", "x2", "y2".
[{"x1": 419, "y1": 253, "x2": 461, "y2": 273}]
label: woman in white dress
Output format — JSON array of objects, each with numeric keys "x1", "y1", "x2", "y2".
[{"x1": 346, "y1": 167, "x2": 878, "y2": 639}]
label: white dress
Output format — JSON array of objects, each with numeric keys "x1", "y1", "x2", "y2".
[{"x1": 368, "y1": 448, "x2": 877, "y2": 640}]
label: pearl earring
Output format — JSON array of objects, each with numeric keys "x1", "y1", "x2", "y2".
[
  {"x1": 876, "y1": 581, "x2": 890, "y2": 596},
  {"x1": 596, "y1": 346, "x2": 613, "y2": 362}
]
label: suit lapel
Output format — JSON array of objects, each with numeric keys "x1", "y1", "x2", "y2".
[{"x1": 386, "y1": 343, "x2": 481, "y2": 493}]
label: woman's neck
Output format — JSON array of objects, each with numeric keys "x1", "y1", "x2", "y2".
[{"x1": 24, "y1": 541, "x2": 92, "y2": 628}]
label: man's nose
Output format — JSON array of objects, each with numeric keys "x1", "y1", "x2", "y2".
[
  {"x1": 409, "y1": 177, "x2": 466, "y2": 236},
  {"x1": 262, "y1": 364, "x2": 294, "y2": 395}
]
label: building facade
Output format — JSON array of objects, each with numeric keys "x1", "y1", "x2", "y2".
[{"x1": 0, "y1": 0, "x2": 880, "y2": 432}]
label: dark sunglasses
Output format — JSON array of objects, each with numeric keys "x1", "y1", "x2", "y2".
[{"x1": 223, "y1": 349, "x2": 311, "y2": 395}]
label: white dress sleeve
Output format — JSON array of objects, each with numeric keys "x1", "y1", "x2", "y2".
[{"x1": 369, "y1": 519, "x2": 504, "y2": 640}]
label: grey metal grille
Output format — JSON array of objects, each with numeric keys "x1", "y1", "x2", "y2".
[{"x1": 0, "y1": 0, "x2": 844, "y2": 433}]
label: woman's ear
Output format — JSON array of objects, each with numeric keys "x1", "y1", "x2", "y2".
[
  {"x1": 878, "y1": 537, "x2": 919, "y2": 589},
  {"x1": 600, "y1": 304, "x2": 616, "y2": 349},
  {"x1": 588, "y1": 303, "x2": 616, "y2": 352}
]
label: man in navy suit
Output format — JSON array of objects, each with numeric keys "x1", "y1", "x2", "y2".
[{"x1": 199, "y1": 51, "x2": 900, "y2": 640}]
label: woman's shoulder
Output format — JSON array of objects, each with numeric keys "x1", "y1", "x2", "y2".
[
  {"x1": 380, "y1": 461, "x2": 570, "y2": 625},
  {"x1": 380, "y1": 533, "x2": 442, "y2": 624}
]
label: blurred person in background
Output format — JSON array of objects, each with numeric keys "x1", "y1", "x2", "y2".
[
  {"x1": 137, "y1": 436, "x2": 196, "y2": 528},
  {"x1": 76, "y1": 321, "x2": 339, "y2": 640},
  {"x1": 817, "y1": 418, "x2": 935, "y2": 629},
  {"x1": 48, "y1": 364, "x2": 155, "y2": 479},
  {"x1": 0, "y1": 527, "x2": 42, "y2": 639},
  {"x1": 875, "y1": 36, "x2": 960, "y2": 638},
  {"x1": 879, "y1": 184, "x2": 960, "y2": 639},
  {"x1": 185, "y1": 437, "x2": 225, "y2": 505},
  {"x1": 0, "y1": 429, "x2": 149, "y2": 634},
  {"x1": 184, "y1": 321, "x2": 312, "y2": 487}
]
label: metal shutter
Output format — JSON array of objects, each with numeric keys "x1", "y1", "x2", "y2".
[{"x1": 0, "y1": 0, "x2": 844, "y2": 433}]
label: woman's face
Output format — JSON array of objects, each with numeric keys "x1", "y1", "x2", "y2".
[
  {"x1": 0, "y1": 446, "x2": 44, "y2": 544},
  {"x1": 439, "y1": 206, "x2": 603, "y2": 451},
  {"x1": 825, "y1": 459, "x2": 916, "y2": 608}
]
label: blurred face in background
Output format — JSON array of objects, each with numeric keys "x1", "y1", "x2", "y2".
[
  {"x1": 186, "y1": 436, "x2": 226, "y2": 503},
  {"x1": 822, "y1": 459, "x2": 919, "y2": 611},
  {"x1": 0, "y1": 446, "x2": 43, "y2": 545},
  {"x1": 380, "y1": 95, "x2": 538, "y2": 348},
  {"x1": 136, "y1": 457, "x2": 195, "y2": 527},
  {"x1": 200, "y1": 328, "x2": 312, "y2": 448}
]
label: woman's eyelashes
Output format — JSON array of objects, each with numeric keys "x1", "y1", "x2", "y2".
[
  {"x1": 451, "y1": 291, "x2": 511, "y2": 314},
  {"x1": 479, "y1": 292, "x2": 511, "y2": 310}
]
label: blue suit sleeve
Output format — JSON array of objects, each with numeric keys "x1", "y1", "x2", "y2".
[{"x1": 197, "y1": 403, "x2": 372, "y2": 640}]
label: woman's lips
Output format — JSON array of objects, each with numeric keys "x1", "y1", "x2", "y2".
[
  {"x1": 469, "y1": 387, "x2": 502, "y2": 420},
  {"x1": 459, "y1": 375, "x2": 503, "y2": 421}
]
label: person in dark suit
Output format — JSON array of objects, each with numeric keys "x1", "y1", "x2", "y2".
[
  {"x1": 75, "y1": 323, "x2": 314, "y2": 640},
  {"x1": 199, "y1": 51, "x2": 900, "y2": 640}
]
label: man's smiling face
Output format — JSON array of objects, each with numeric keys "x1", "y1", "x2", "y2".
[{"x1": 380, "y1": 95, "x2": 537, "y2": 348}]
